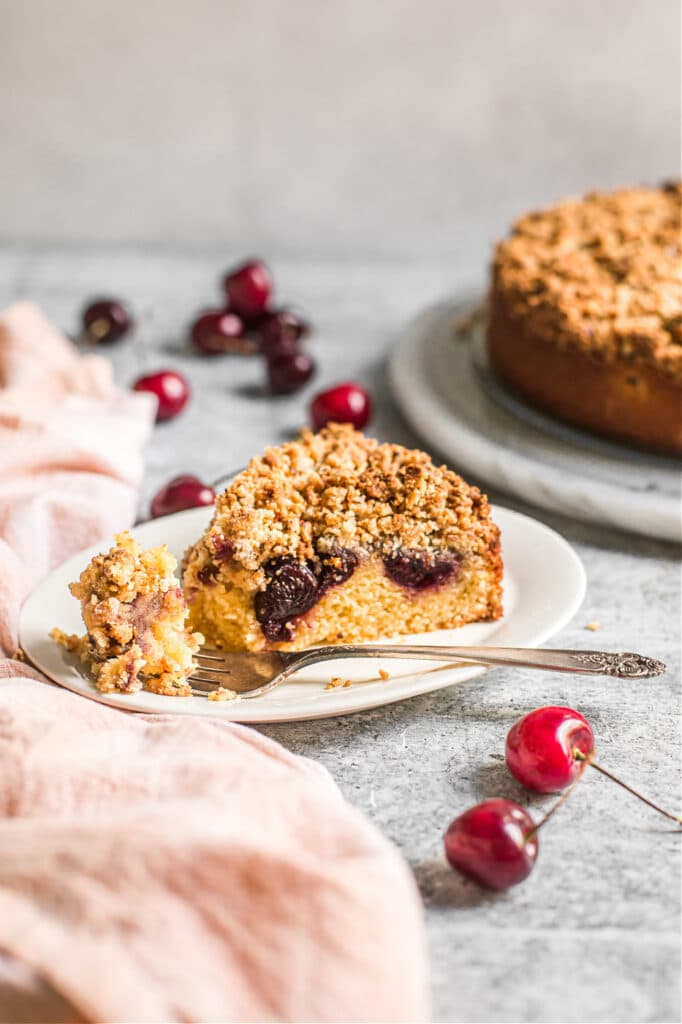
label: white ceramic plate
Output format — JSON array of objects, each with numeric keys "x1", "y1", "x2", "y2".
[
  {"x1": 20, "y1": 505, "x2": 585, "y2": 723},
  {"x1": 389, "y1": 300, "x2": 681, "y2": 542}
]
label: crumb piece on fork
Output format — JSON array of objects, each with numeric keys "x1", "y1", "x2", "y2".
[{"x1": 585, "y1": 621, "x2": 601, "y2": 632}]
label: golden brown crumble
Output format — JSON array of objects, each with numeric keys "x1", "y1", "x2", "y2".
[
  {"x1": 378, "y1": 668, "x2": 390, "y2": 681},
  {"x1": 207, "y1": 686, "x2": 238, "y2": 702},
  {"x1": 52, "y1": 532, "x2": 202, "y2": 696},
  {"x1": 492, "y1": 181, "x2": 682, "y2": 380},
  {"x1": 185, "y1": 424, "x2": 500, "y2": 584}
]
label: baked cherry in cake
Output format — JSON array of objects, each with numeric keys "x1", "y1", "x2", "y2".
[
  {"x1": 51, "y1": 532, "x2": 202, "y2": 696},
  {"x1": 182, "y1": 425, "x2": 502, "y2": 652}
]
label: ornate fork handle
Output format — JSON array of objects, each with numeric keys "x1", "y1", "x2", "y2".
[{"x1": 293, "y1": 645, "x2": 667, "y2": 679}]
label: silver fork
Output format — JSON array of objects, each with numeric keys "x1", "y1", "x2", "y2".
[{"x1": 190, "y1": 645, "x2": 666, "y2": 699}]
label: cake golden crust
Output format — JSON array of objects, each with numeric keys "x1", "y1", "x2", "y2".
[
  {"x1": 488, "y1": 181, "x2": 682, "y2": 452},
  {"x1": 183, "y1": 425, "x2": 503, "y2": 652}
]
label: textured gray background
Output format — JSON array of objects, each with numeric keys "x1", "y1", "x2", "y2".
[
  {"x1": 1, "y1": 1, "x2": 680, "y2": 1022},
  {"x1": 0, "y1": 0, "x2": 680, "y2": 258}
]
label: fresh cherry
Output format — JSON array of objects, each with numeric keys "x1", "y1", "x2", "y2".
[
  {"x1": 82, "y1": 298, "x2": 132, "y2": 344},
  {"x1": 444, "y1": 799, "x2": 538, "y2": 890},
  {"x1": 223, "y1": 260, "x2": 272, "y2": 318},
  {"x1": 259, "y1": 309, "x2": 310, "y2": 354},
  {"x1": 190, "y1": 310, "x2": 253, "y2": 355},
  {"x1": 506, "y1": 706, "x2": 594, "y2": 793},
  {"x1": 150, "y1": 475, "x2": 215, "y2": 518},
  {"x1": 133, "y1": 369, "x2": 190, "y2": 422},
  {"x1": 267, "y1": 350, "x2": 316, "y2": 395},
  {"x1": 506, "y1": 705, "x2": 682, "y2": 824},
  {"x1": 310, "y1": 383, "x2": 372, "y2": 431}
]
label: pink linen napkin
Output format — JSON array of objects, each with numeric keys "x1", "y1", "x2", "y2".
[{"x1": 0, "y1": 303, "x2": 429, "y2": 1023}]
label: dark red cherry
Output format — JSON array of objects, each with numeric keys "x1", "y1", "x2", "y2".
[
  {"x1": 267, "y1": 350, "x2": 316, "y2": 395},
  {"x1": 259, "y1": 309, "x2": 310, "y2": 354},
  {"x1": 310, "y1": 383, "x2": 372, "y2": 431},
  {"x1": 223, "y1": 260, "x2": 272, "y2": 317},
  {"x1": 255, "y1": 558, "x2": 319, "y2": 641},
  {"x1": 506, "y1": 706, "x2": 594, "y2": 794},
  {"x1": 317, "y1": 548, "x2": 359, "y2": 594},
  {"x1": 384, "y1": 550, "x2": 461, "y2": 590},
  {"x1": 82, "y1": 298, "x2": 132, "y2": 344},
  {"x1": 190, "y1": 309, "x2": 254, "y2": 355},
  {"x1": 133, "y1": 369, "x2": 190, "y2": 422},
  {"x1": 444, "y1": 799, "x2": 538, "y2": 890},
  {"x1": 150, "y1": 475, "x2": 215, "y2": 518}
]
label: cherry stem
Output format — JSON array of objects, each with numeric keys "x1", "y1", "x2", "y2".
[
  {"x1": 575, "y1": 751, "x2": 682, "y2": 826},
  {"x1": 528, "y1": 766, "x2": 587, "y2": 838}
]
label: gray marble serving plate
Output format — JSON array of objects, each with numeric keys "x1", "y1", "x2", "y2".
[{"x1": 390, "y1": 301, "x2": 681, "y2": 542}]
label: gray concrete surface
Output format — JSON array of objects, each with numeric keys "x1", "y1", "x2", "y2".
[
  {"x1": 1, "y1": 248, "x2": 680, "y2": 1023},
  {"x1": 0, "y1": 0, "x2": 679, "y2": 260}
]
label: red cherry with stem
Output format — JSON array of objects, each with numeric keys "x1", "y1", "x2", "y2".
[
  {"x1": 82, "y1": 298, "x2": 132, "y2": 344},
  {"x1": 310, "y1": 383, "x2": 372, "y2": 431},
  {"x1": 506, "y1": 706, "x2": 594, "y2": 793},
  {"x1": 223, "y1": 260, "x2": 272, "y2": 318},
  {"x1": 133, "y1": 369, "x2": 190, "y2": 422},
  {"x1": 190, "y1": 310, "x2": 254, "y2": 355},
  {"x1": 506, "y1": 706, "x2": 682, "y2": 824},
  {"x1": 444, "y1": 799, "x2": 538, "y2": 890},
  {"x1": 150, "y1": 475, "x2": 215, "y2": 518},
  {"x1": 267, "y1": 350, "x2": 316, "y2": 395}
]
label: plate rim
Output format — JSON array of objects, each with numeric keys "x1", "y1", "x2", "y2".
[
  {"x1": 389, "y1": 300, "x2": 681, "y2": 542},
  {"x1": 19, "y1": 503, "x2": 586, "y2": 723}
]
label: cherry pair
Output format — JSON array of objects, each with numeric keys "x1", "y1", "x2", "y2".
[{"x1": 444, "y1": 705, "x2": 681, "y2": 890}]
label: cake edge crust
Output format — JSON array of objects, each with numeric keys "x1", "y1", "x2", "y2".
[{"x1": 487, "y1": 295, "x2": 682, "y2": 455}]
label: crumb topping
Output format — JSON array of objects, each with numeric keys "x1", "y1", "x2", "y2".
[
  {"x1": 186, "y1": 425, "x2": 499, "y2": 577},
  {"x1": 492, "y1": 181, "x2": 682, "y2": 380},
  {"x1": 52, "y1": 532, "x2": 202, "y2": 696}
]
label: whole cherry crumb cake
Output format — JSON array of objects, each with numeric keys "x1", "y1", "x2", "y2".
[
  {"x1": 488, "y1": 181, "x2": 682, "y2": 454},
  {"x1": 183, "y1": 425, "x2": 503, "y2": 652},
  {"x1": 52, "y1": 532, "x2": 202, "y2": 696}
]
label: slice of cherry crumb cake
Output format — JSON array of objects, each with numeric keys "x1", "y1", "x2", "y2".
[{"x1": 183, "y1": 424, "x2": 503, "y2": 652}]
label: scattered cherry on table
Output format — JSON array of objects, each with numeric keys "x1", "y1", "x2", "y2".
[
  {"x1": 133, "y1": 369, "x2": 190, "y2": 422},
  {"x1": 82, "y1": 298, "x2": 132, "y2": 344},
  {"x1": 258, "y1": 309, "x2": 310, "y2": 354},
  {"x1": 190, "y1": 309, "x2": 253, "y2": 355},
  {"x1": 444, "y1": 798, "x2": 538, "y2": 890},
  {"x1": 505, "y1": 705, "x2": 594, "y2": 793},
  {"x1": 310, "y1": 382, "x2": 372, "y2": 430},
  {"x1": 150, "y1": 475, "x2": 215, "y2": 518},
  {"x1": 223, "y1": 259, "x2": 272, "y2": 318},
  {"x1": 505, "y1": 705, "x2": 682, "y2": 823},
  {"x1": 267, "y1": 350, "x2": 316, "y2": 395}
]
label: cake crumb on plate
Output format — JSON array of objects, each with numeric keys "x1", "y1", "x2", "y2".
[{"x1": 207, "y1": 686, "x2": 238, "y2": 702}]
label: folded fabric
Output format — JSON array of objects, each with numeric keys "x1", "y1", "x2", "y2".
[{"x1": 0, "y1": 303, "x2": 429, "y2": 1023}]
